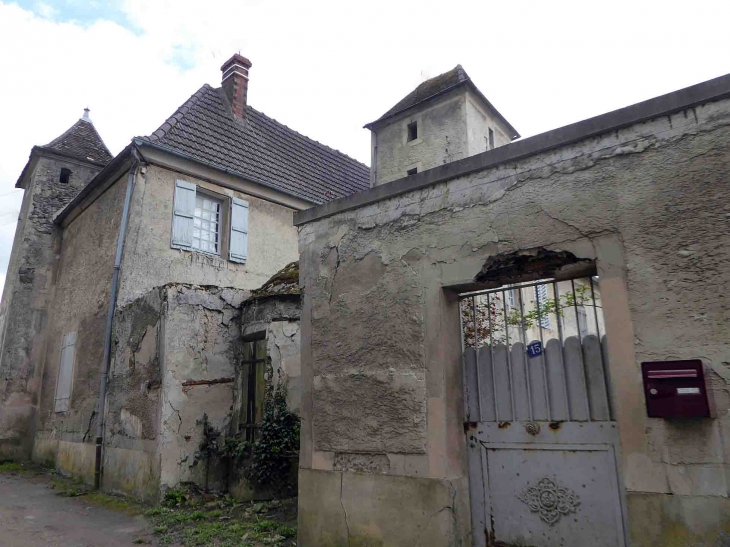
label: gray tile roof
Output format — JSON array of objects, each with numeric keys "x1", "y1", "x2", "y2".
[
  {"x1": 364, "y1": 65, "x2": 519, "y2": 139},
  {"x1": 42, "y1": 118, "x2": 113, "y2": 166},
  {"x1": 366, "y1": 65, "x2": 470, "y2": 128},
  {"x1": 142, "y1": 85, "x2": 370, "y2": 204}
]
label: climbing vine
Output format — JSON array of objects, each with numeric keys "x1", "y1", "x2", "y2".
[{"x1": 199, "y1": 378, "x2": 300, "y2": 497}]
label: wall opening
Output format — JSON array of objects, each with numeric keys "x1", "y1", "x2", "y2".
[
  {"x1": 239, "y1": 335, "x2": 266, "y2": 441},
  {"x1": 59, "y1": 168, "x2": 71, "y2": 184},
  {"x1": 407, "y1": 121, "x2": 418, "y2": 142}
]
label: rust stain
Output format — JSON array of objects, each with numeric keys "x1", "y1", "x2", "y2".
[
  {"x1": 464, "y1": 421, "x2": 478, "y2": 433},
  {"x1": 181, "y1": 377, "x2": 234, "y2": 387},
  {"x1": 549, "y1": 421, "x2": 562, "y2": 430},
  {"x1": 498, "y1": 421, "x2": 511, "y2": 429}
]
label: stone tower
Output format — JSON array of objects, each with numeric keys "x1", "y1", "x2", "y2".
[
  {"x1": 364, "y1": 65, "x2": 520, "y2": 187},
  {"x1": 0, "y1": 110, "x2": 112, "y2": 459}
]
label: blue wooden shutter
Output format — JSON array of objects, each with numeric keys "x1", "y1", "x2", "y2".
[
  {"x1": 171, "y1": 180, "x2": 196, "y2": 249},
  {"x1": 229, "y1": 198, "x2": 249, "y2": 263},
  {"x1": 54, "y1": 332, "x2": 77, "y2": 412}
]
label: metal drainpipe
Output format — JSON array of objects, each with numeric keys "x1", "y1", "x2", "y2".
[
  {"x1": 94, "y1": 148, "x2": 141, "y2": 490},
  {"x1": 370, "y1": 132, "x2": 377, "y2": 187}
]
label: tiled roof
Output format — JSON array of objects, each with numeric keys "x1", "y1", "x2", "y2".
[
  {"x1": 41, "y1": 118, "x2": 113, "y2": 166},
  {"x1": 142, "y1": 85, "x2": 370, "y2": 204},
  {"x1": 367, "y1": 65, "x2": 471, "y2": 127},
  {"x1": 364, "y1": 65, "x2": 519, "y2": 139}
]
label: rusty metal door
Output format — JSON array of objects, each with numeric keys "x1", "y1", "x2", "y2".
[{"x1": 461, "y1": 278, "x2": 628, "y2": 547}]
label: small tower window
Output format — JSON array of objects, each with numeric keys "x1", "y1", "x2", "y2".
[
  {"x1": 407, "y1": 121, "x2": 418, "y2": 142},
  {"x1": 59, "y1": 168, "x2": 71, "y2": 184},
  {"x1": 488, "y1": 128, "x2": 495, "y2": 150}
]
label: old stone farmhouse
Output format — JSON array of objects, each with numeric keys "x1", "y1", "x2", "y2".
[
  {"x1": 2, "y1": 51, "x2": 730, "y2": 547},
  {"x1": 0, "y1": 54, "x2": 368, "y2": 500}
]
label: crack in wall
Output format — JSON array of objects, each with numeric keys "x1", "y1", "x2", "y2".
[
  {"x1": 82, "y1": 410, "x2": 96, "y2": 442},
  {"x1": 168, "y1": 399, "x2": 182, "y2": 434},
  {"x1": 329, "y1": 245, "x2": 341, "y2": 306},
  {"x1": 414, "y1": 482, "x2": 457, "y2": 546},
  {"x1": 349, "y1": 120, "x2": 730, "y2": 234},
  {"x1": 340, "y1": 472, "x2": 351, "y2": 546}
]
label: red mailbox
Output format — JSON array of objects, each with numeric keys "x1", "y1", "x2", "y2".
[{"x1": 641, "y1": 360, "x2": 711, "y2": 418}]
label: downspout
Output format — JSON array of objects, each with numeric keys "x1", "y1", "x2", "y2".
[
  {"x1": 94, "y1": 148, "x2": 141, "y2": 490},
  {"x1": 370, "y1": 131, "x2": 377, "y2": 187}
]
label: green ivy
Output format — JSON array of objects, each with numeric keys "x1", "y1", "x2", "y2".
[
  {"x1": 242, "y1": 380, "x2": 300, "y2": 496},
  {"x1": 199, "y1": 379, "x2": 300, "y2": 497}
]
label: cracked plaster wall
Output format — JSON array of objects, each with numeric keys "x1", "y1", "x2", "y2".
[
  {"x1": 0, "y1": 154, "x2": 101, "y2": 460},
  {"x1": 158, "y1": 284, "x2": 247, "y2": 494},
  {"x1": 103, "y1": 287, "x2": 165, "y2": 500},
  {"x1": 298, "y1": 98, "x2": 730, "y2": 545}
]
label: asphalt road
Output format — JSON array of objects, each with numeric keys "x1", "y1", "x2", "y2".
[{"x1": 0, "y1": 472, "x2": 154, "y2": 546}]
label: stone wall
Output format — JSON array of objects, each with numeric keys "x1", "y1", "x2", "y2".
[
  {"x1": 372, "y1": 88, "x2": 513, "y2": 187},
  {"x1": 297, "y1": 94, "x2": 730, "y2": 545},
  {"x1": 0, "y1": 153, "x2": 101, "y2": 459},
  {"x1": 464, "y1": 89, "x2": 512, "y2": 156},
  {"x1": 372, "y1": 89, "x2": 468, "y2": 186},
  {"x1": 25, "y1": 158, "x2": 300, "y2": 491},
  {"x1": 32, "y1": 169, "x2": 128, "y2": 480}
]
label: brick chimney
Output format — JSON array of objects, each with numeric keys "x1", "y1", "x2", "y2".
[{"x1": 221, "y1": 54, "x2": 252, "y2": 119}]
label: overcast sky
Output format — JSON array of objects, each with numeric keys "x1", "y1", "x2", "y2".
[{"x1": 0, "y1": 0, "x2": 729, "y2": 296}]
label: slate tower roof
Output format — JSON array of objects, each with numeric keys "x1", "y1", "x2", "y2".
[
  {"x1": 16, "y1": 110, "x2": 113, "y2": 188},
  {"x1": 365, "y1": 65, "x2": 520, "y2": 139},
  {"x1": 141, "y1": 85, "x2": 370, "y2": 204},
  {"x1": 41, "y1": 111, "x2": 113, "y2": 166}
]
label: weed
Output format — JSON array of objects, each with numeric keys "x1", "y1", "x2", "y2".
[
  {"x1": 0, "y1": 461, "x2": 23, "y2": 473},
  {"x1": 163, "y1": 488, "x2": 188, "y2": 507},
  {"x1": 147, "y1": 497, "x2": 297, "y2": 546}
]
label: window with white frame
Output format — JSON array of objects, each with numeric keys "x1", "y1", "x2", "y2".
[
  {"x1": 193, "y1": 194, "x2": 222, "y2": 254},
  {"x1": 171, "y1": 180, "x2": 249, "y2": 263}
]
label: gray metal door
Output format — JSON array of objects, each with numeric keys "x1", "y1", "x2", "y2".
[{"x1": 461, "y1": 278, "x2": 628, "y2": 547}]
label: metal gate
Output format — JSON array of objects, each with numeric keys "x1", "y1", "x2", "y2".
[{"x1": 461, "y1": 277, "x2": 628, "y2": 546}]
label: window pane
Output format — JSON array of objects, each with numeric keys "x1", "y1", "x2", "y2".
[{"x1": 192, "y1": 194, "x2": 221, "y2": 255}]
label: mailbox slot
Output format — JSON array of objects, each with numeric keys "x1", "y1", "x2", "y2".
[{"x1": 641, "y1": 360, "x2": 710, "y2": 418}]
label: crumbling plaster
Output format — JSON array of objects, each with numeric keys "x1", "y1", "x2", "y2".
[
  {"x1": 298, "y1": 97, "x2": 730, "y2": 545},
  {"x1": 158, "y1": 284, "x2": 247, "y2": 493}
]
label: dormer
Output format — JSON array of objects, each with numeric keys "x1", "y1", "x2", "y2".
[{"x1": 364, "y1": 65, "x2": 519, "y2": 187}]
